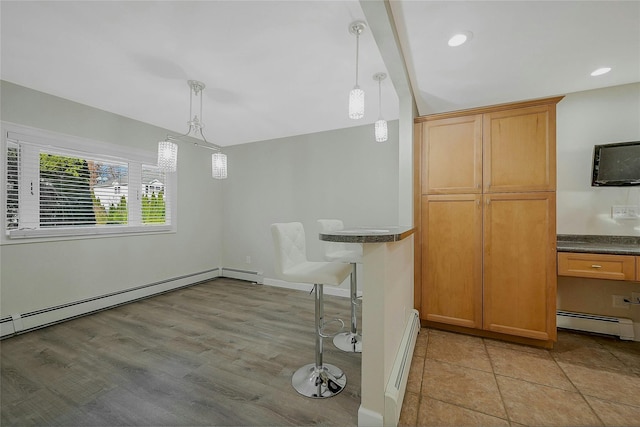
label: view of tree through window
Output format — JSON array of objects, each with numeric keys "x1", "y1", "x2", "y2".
[
  {"x1": 40, "y1": 154, "x2": 97, "y2": 226},
  {"x1": 4, "y1": 136, "x2": 168, "y2": 235},
  {"x1": 38, "y1": 154, "x2": 167, "y2": 226}
]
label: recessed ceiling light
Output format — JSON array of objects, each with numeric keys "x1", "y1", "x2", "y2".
[
  {"x1": 591, "y1": 67, "x2": 612, "y2": 76},
  {"x1": 448, "y1": 32, "x2": 472, "y2": 47}
]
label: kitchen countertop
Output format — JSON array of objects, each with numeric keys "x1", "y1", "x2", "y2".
[
  {"x1": 557, "y1": 234, "x2": 640, "y2": 256},
  {"x1": 319, "y1": 226, "x2": 415, "y2": 243}
]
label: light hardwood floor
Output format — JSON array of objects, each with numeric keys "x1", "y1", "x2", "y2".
[{"x1": 1, "y1": 278, "x2": 361, "y2": 426}]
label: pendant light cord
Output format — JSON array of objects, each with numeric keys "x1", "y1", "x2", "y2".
[
  {"x1": 355, "y1": 32, "x2": 360, "y2": 87},
  {"x1": 378, "y1": 78, "x2": 382, "y2": 118}
]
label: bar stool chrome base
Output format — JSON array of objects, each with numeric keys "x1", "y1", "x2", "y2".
[
  {"x1": 333, "y1": 331, "x2": 362, "y2": 353},
  {"x1": 292, "y1": 363, "x2": 347, "y2": 398},
  {"x1": 333, "y1": 262, "x2": 363, "y2": 353}
]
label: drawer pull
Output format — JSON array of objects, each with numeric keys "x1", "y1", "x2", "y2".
[{"x1": 591, "y1": 264, "x2": 602, "y2": 269}]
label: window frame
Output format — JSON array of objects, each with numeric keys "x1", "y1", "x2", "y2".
[{"x1": 2, "y1": 122, "x2": 177, "y2": 243}]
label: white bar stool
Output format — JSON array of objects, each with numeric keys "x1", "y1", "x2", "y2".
[
  {"x1": 271, "y1": 222, "x2": 352, "y2": 398},
  {"x1": 318, "y1": 219, "x2": 363, "y2": 353}
]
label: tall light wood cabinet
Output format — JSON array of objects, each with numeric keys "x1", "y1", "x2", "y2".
[
  {"x1": 483, "y1": 192, "x2": 557, "y2": 340},
  {"x1": 422, "y1": 194, "x2": 482, "y2": 329},
  {"x1": 415, "y1": 97, "x2": 563, "y2": 346},
  {"x1": 483, "y1": 106, "x2": 556, "y2": 193},
  {"x1": 422, "y1": 115, "x2": 482, "y2": 194}
]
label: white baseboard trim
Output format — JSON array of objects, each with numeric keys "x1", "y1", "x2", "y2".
[
  {"x1": 358, "y1": 406, "x2": 383, "y2": 427},
  {"x1": 221, "y1": 268, "x2": 264, "y2": 284},
  {"x1": 263, "y1": 278, "x2": 350, "y2": 298},
  {"x1": 0, "y1": 268, "x2": 221, "y2": 339}
]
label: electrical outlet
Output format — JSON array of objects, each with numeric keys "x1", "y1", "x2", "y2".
[
  {"x1": 245, "y1": 256, "x2": 251, "y2": 264},
  {"x1": 611, "y1": 205, "x2": 639, "y2": 219},
  {"x1": 612, "y1": 295, "x2": 630, "y2": 309},
  {"x1": 631, "y1": 292, "x2": 640, "y2": 304}
]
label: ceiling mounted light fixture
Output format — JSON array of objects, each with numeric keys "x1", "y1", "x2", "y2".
[
  {"x1": 157, "y1": 80, "x2": 227, "y2": 179},
  {"x1": 590, "y1": 67, "x2": 612, "y2": 76},
  {"x1": 348, "y1": 21, "x2": 367, "y2": 120},
  {"x1": 373, "y1": 72, "x2": 388, "y2": 143},
  {"x1": 448, "y1": 31, "x2": 473, "y2": 47}
]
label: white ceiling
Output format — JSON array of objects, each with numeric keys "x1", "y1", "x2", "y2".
[
  {"x1": 1, "y1": 1, "x2": 639, "y2": 148},
  {"x1": 391, "y1": 0, "x2": 640, "y2": 114}
]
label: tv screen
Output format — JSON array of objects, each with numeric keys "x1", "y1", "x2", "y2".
[{"x1": 591, "y1": 141, "x2": 640, "y2": 186}]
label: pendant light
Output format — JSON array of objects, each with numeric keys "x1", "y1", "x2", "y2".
[
  {"x1": 211, "y1": 152, "x2": 227, "y2": 179},
  {"x1": 157, "y1": 139, "x2": 178, "y2": 172},
  {"x1": 373, "y1": 72, "x2": 388, "y2": 142},
  {"x1": 157, "y1": 80, "x2": 228, "y2": 179},
  {"x1": 348, "y1": 21, "x2": 367, "y2": 120}
]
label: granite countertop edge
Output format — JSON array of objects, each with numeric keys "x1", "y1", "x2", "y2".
[
  {"x1": 557, "y1": 234, "x2": 640, "y2": 256},
  {"x1": 320, "y1": 226, "x2": 415, "y2": 243}
]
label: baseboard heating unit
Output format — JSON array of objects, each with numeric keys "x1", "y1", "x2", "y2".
[
  {"x1": 385, "y1": 309, "x2": 420, "y2": 426},
  {"x1": 221, "y1": 268, "x2": 264, "y2": 284},
  {"x1": 0, "y1": 268, "x2": 221, "y2": 339},
  {"x1": 556, "y1": 310, "x2": 634, "y2": 341}
]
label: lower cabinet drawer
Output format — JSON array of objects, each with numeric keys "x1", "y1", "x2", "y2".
[{"x1": 558, "y1": 252, "x2": 636, "y2": 281}]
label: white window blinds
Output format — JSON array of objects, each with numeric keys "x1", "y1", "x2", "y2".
[{"x1": 4, "y1": 129, "x2": 174, "y2": 239}]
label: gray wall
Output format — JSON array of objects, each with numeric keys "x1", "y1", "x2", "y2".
[
  {"x1": 556, "y1": 82, "x2": 640, "y2": 236},
  {"x1": 221, "y1": 121, "x2": 400, "y2": 280},
  {"x1": 0, "y1": 81, "x2": 223, "y2": 316}
]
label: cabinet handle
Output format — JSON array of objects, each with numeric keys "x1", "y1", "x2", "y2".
[
  {"x1": 486, "y1": 198, "x2": 490, "y2": 205},
  {"x1": 591, "y1": 264, "x2": 602, "y2": 269}
]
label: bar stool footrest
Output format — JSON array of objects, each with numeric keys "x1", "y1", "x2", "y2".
[{"x1": 319, "y1": 318, "x2": 345, "y2": 338}]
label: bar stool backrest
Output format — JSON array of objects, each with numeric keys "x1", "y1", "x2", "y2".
[
  {"x1": 318, "y1": 219, "x2": 362, "y2": 263},
  {"x1": 271, "y1": 222, "x2": 308, "y2": 280}
]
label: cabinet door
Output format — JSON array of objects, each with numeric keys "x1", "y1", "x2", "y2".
[
  {"x1": 422, "y1": 115, "x2": 482, "y2": 194},
  {"x1": 483, "y1": 192, "x2": 557, "y2": 341},
  {"x1": 421, "y1": 194, "x2": 483, "y2": 328},
  {"x1": 484, "y1": 105, "x2": 556, "y2": 193}
]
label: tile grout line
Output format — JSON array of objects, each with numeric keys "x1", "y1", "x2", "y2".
[
  {"x1": 594, "y1": 336, "x2": 640, "y2": 378},
  {"x1": 549, "y1": 344, "x2": 607, "y2": 426},
  {"x1": 419, "y1": 329, "x2": 512, "y2": 424},
  {"x1": 414, "y1": 328, "x2": 429, "y2": 426},
  {"x1": 482, "y1": 337, "x2": 513, "y2": 426}
]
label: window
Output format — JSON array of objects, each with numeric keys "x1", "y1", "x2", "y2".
[{"x1": 3, "y1": 125, "x2": 175, "y2": 239}]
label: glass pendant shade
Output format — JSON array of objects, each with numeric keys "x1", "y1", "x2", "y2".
[
  {"x1": 212, "y1": 152, "x2": 228, "y2": 179},
  {"x1": 375, "y1": 119, "x2": 388, "y2": 142},
  {"x1": 157, "y1": 140, "x2": 178, "y2": 172},
  {"x1": 373, "y1": 72, "x2": 388, "y2": 143},
  {"x1": 349, "y1": 86, "x2": 365, "y2": 119}
]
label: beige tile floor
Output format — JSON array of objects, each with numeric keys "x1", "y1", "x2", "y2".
[{"x1": 399, "y1": 328, "x2": 640, "y2": 426}]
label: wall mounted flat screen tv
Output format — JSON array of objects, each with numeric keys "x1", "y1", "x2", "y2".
[{"x1": 591, "y1": 141, "x2": 640, "y2": 186}]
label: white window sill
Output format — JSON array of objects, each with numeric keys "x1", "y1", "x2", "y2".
[{"x1": 5, "y1": 224, "x2": 175, "y2": 243}]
